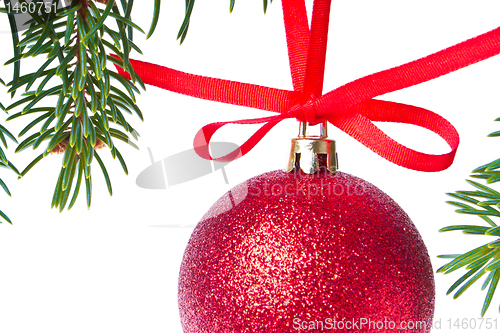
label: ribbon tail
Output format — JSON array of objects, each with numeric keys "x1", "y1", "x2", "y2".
[
  {"x1": 111, "y1": 55, "x2": 301, "y2": 113},
  {"x1": 282, "y1": 0, "x2": 310, "y2": 91},
  {"x1": 303, "y1": 0, "x2": 332, "y2": 96},
  {"x1": 318, "y1": 26, "x2": 500, "y2": 115}
]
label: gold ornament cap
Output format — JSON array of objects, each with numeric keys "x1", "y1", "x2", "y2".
[{"x1": 285, "y1": 122, "x2": 338, "y2": 174}]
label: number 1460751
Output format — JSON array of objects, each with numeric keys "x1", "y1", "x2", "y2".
[
  {"x1": 2, "y1": 1, "x2": 64, "y2": 15},
  {"x1": 445, "y1": 318, "x2": 498, "y2": 330}
]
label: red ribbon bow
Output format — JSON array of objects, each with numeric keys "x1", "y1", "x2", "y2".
[{"x1": 115, "y1": 0, "x2": 500, "y2": 172}]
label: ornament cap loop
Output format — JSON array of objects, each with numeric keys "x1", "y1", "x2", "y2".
[{"x1": 285, "y1": 122, "x2": 338, "y2": 174}]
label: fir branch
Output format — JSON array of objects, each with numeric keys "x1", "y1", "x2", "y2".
[
  {"x1": 1, "y1": 0, "x2": 158, "y2": 211},
  {"x1": 440, "y1": 118, "x2": 500, "y2": 316}
]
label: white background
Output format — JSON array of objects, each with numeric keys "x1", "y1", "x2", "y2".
[{"x1": 1, "y1": 0, "x2": 500, "y2": 332}]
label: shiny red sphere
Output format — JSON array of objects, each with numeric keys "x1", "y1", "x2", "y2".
[{"x1": 178, "y1": 170, "x2": 435, "y2": 332}]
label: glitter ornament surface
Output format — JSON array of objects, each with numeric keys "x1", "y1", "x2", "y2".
[{"x1": 178, "y1": 170, "x2": 435, "y2": 332}]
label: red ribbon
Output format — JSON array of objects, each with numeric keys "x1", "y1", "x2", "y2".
[{"x1": 115, "y1": 0, "x2": 500, "y2": 172}]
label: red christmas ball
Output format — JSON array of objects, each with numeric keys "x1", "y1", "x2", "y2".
[{"x1": 178, "y1": 170, "x2": 435, "y2": 332}]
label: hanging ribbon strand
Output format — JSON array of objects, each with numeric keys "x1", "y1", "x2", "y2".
[{"x1": 115, "y1": 0, "x2": 500, "y2": 172}]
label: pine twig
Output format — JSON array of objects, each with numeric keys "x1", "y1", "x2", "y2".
[
  {"x1": 440, "y1": 118, "x2": 500, "y2": 316},
  {"x1": 1, "y1": 0, "x2": 159, "y2": 211}
]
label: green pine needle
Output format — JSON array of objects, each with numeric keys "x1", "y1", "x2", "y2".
[
  {"x1": 0, "y1": 209, "x2": 12, "y2": 224},
  {"x1": 147, "y1": 0, "x2": 161, "y2": 39},
  {"x1": 5, "y1": 0, "x2": 20, "y2": 98}
]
